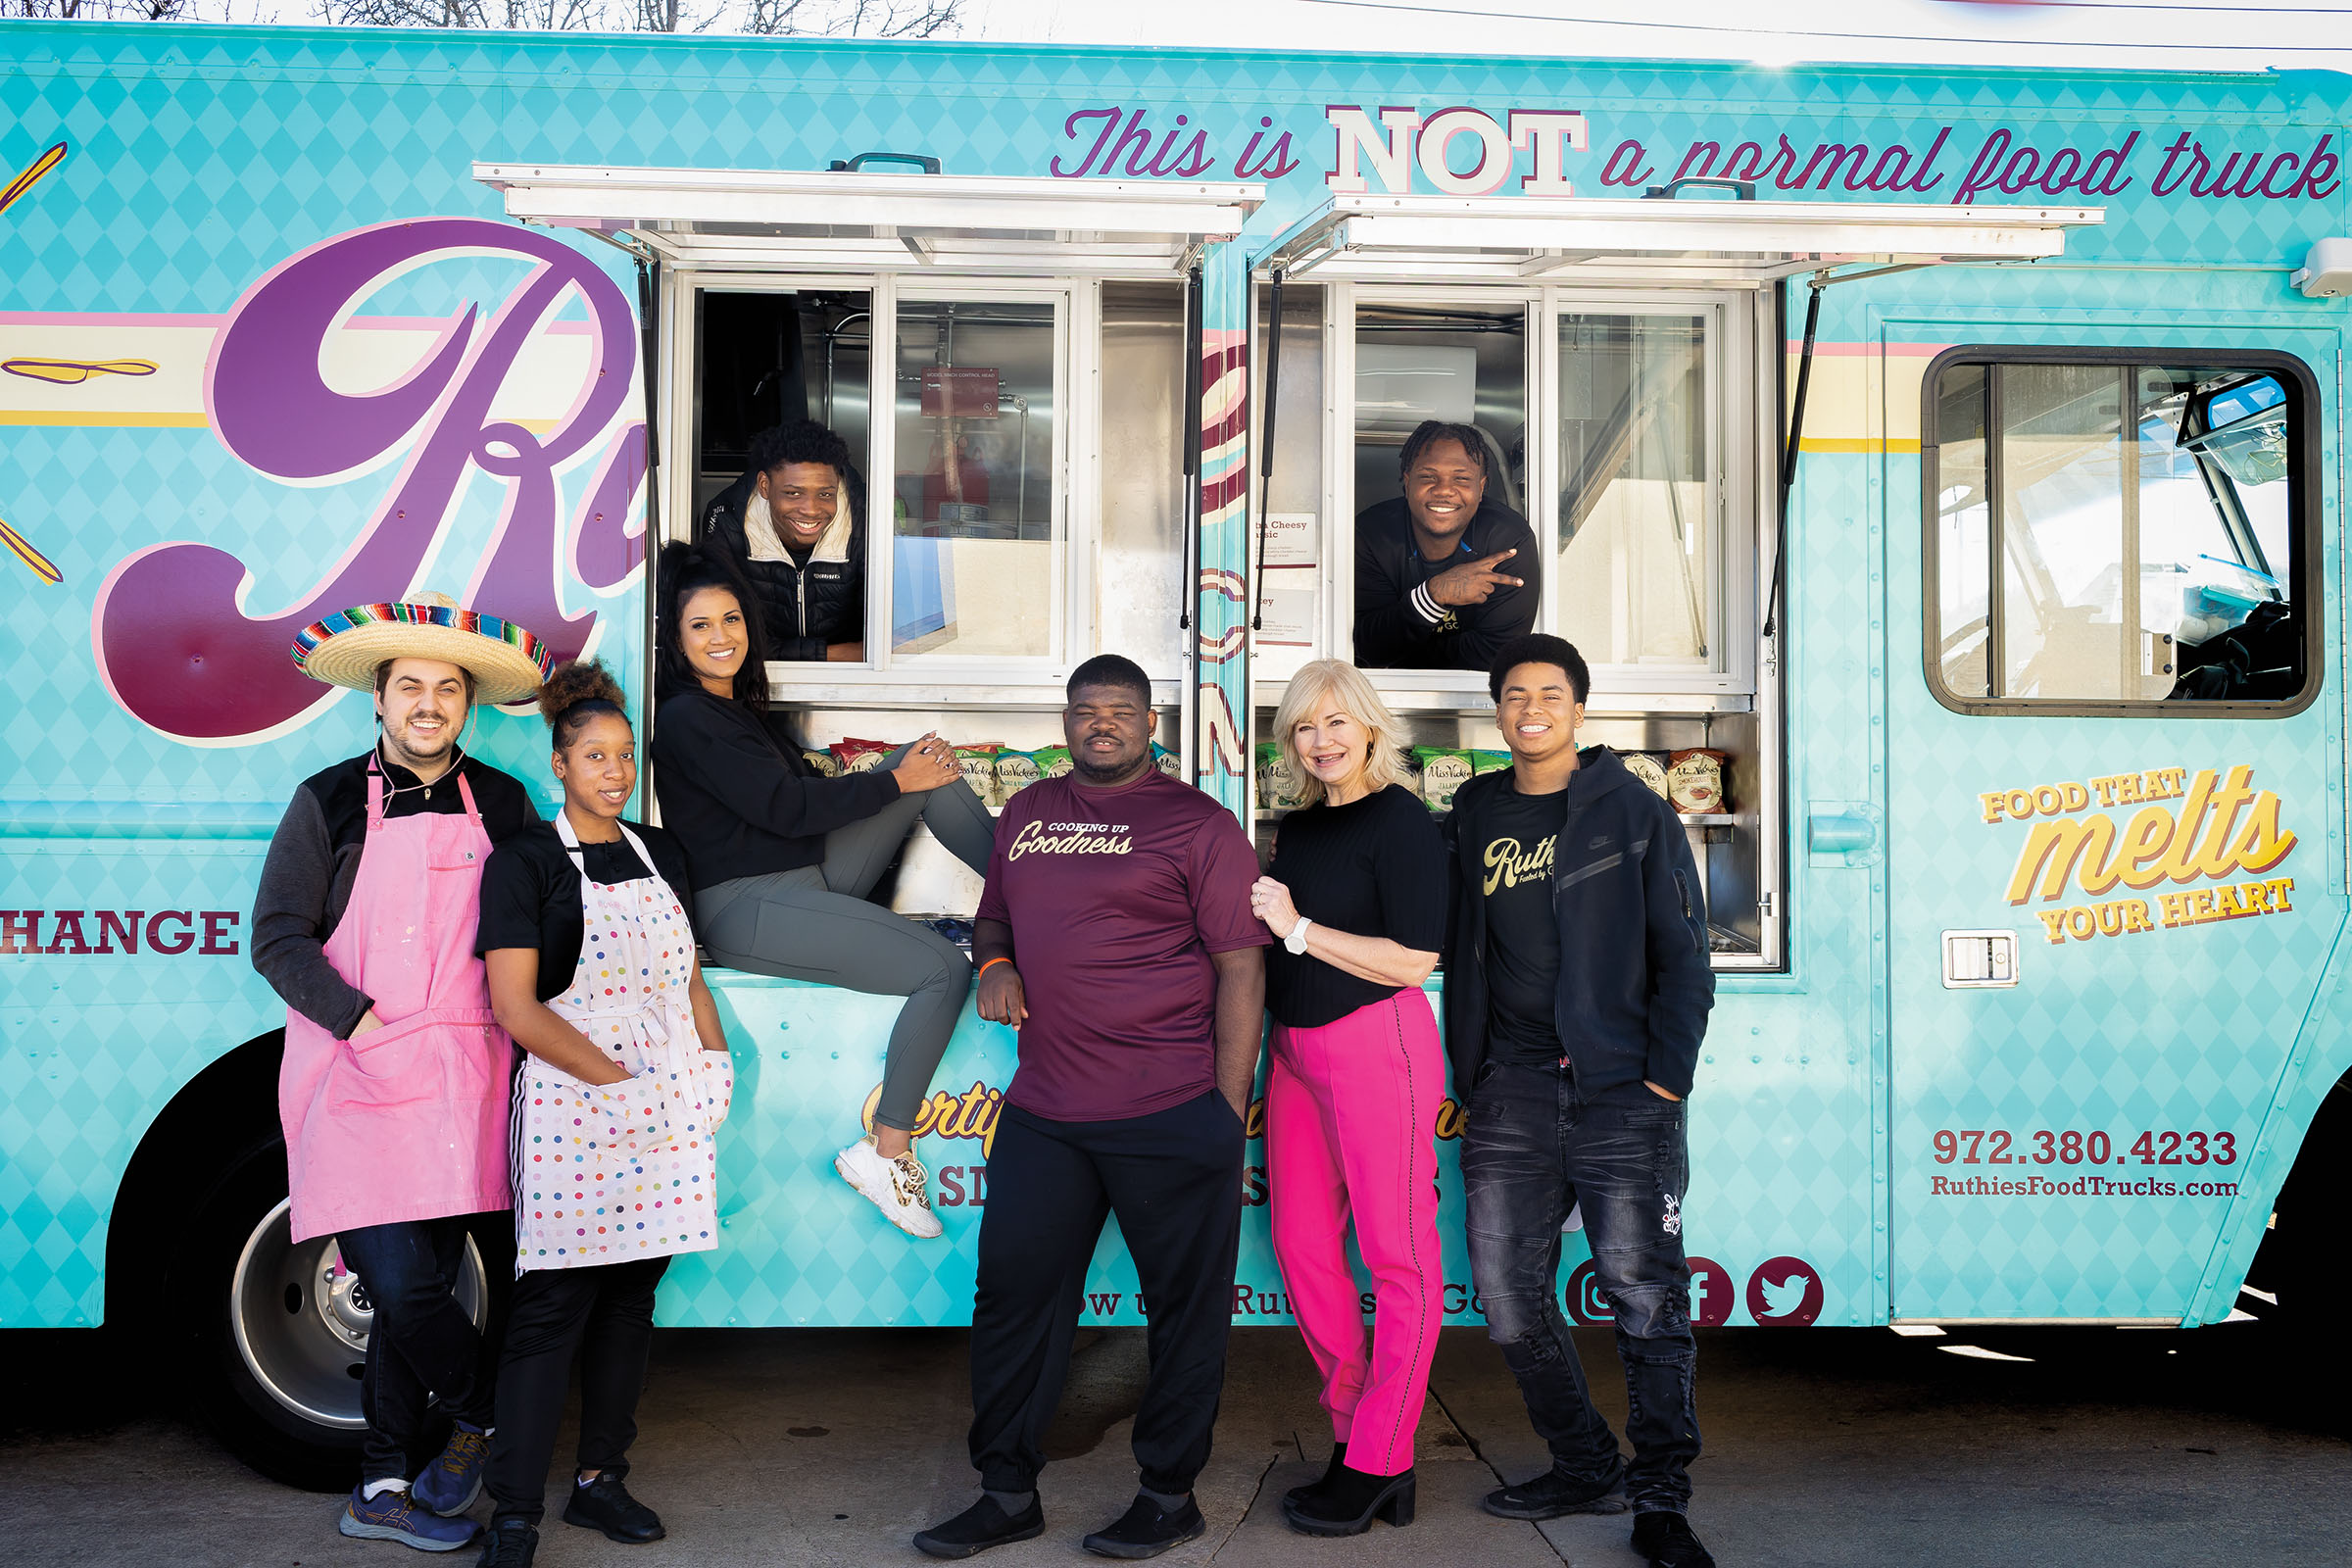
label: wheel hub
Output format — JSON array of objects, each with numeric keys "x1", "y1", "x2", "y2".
[
  {"x1": 314, "y1": 1243, "x2": 371, "y2": 1352},
  {"x1": 229, "y1": 1199, "x2": 488, "y2": 1432}
]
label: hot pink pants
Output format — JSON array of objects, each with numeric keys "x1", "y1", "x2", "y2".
[{"x1": 1266, "y1": 989, "x2": 1446, "y2": 1477}]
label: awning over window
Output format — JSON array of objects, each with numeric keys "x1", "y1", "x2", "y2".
[
  {"x1": 1253, "y1": 192, "x2": 2103, "y2": 285},
  {"x1": 473, "y1": 165, "x2": 1264, "y2": 276}
]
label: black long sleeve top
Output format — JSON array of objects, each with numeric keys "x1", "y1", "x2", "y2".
[
  {"x1": 1352, "y1": 496, "x2": 1540, "y2": 671},
  {"x1": 649, "y1": 684, "x2": 901, "y2": 894}
]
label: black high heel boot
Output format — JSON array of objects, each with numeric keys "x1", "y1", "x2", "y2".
[
  {"x1": 1283, "y1": 1441, "x2": 1347, "y2": 1510},
  {"x1": 1282, "y1": 1461, "x2": 1415, "y2": 1538}
]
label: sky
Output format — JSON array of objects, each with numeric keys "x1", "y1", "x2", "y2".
[{"x1": 961, "y1": 0, "x2": 2352, "y2": 74}]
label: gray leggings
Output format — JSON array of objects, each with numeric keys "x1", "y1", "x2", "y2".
[{"x1": 697, "y1": 752, "x2": 995, "y2": 1134}]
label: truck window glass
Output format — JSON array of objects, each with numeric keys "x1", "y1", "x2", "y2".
[
  {"x1": 1557, "y1": 311, "x2": 1714, "y2": 670},
  {"x1": 892, "y1": 298, "x2": 1061, "y2": 662},
  {"x1": 1929, "y1": 355, "x2": 2309, "y2": 710}
]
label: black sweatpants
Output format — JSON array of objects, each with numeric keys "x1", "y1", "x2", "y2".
[
  {"x1": 968, "y1": 1089, "x2": 1246, "y2": 1496},
  {"x1": 484, "y1": 1254, "x2": 671, "y2": 1527}
]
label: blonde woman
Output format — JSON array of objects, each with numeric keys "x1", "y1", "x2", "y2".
[{"x1": 1249, "y1": 659, "x2": 1446, "y2": 1538}]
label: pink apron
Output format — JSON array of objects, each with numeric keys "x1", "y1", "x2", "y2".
[{"x1": 278, "y1": 760, "x2": 514, "y2": 1244}]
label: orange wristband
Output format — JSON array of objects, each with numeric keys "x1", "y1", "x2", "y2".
[{"x1": 978, "y1": 956, "x2": 1013, "y2": 980}]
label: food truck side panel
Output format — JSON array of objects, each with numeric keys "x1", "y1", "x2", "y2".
[{"x1": 0, "y1": 24, "x2": 2344, "y2": 1346}]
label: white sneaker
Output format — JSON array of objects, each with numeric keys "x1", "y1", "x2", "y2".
[{"x1": 834, "y1": 1136, "x2": 945, "y2": 1239}]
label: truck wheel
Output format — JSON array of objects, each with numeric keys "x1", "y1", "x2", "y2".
[
  {"x1": 169, "y1": 1136, "x2": 487, "y2": 1492},
  {"x1": 2243, "y1": 1069, "x2": 2351, "y2": 1433}
]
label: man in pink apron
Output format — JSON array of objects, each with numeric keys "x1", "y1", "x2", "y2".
[{"x1": 252, "y1": 596, "x2": 553, "y2": 1551}]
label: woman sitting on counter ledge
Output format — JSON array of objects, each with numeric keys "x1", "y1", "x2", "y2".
[{"x1": 648, "y1": 542, "x2": 995, "y2": 1240}]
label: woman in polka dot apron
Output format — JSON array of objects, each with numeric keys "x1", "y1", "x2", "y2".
[{"x1": 474, "y1": 662, "x2": 734, "y2": 1565}]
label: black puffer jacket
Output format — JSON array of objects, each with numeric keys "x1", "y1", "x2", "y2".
[{"x1": 699, "y1": 466, "x2": 867, "y2": 662}]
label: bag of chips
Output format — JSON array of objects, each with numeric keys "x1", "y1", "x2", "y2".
[
  {"x1": 1412, "y1": 746, "x2": 1474, "y2": 811},
  {"x1": 994, "y1": 749, "x2": 1043, "y2": 799},
  {"x1": 1620, "y1": 750, "x2": 1670, "y2": 802},
  {"x1": 1667, "y1": 749, "x2": 1727, "y2": 814},
  {"x1": 831, "y1": 737, "x2": 894, "y2": 773},
  {"x1": 1469, "y1": 749, "x2": 1510, "y2": 775},
  {"x1": 1256, "y1": 742, "x2": 1306, "y2": 811},
  {"x1": 954, "y1": 744, "x2": 1004, "y2": 808},
  {"x1": 1151, "y1": 742, "x2": 1181, "y2": 780},
  {"x1": 801, "y1": 749, "x2": 843, "y2": 779},
  {"x1": 1033, "y1": 745, "x2": 1073, "y2": 780}
]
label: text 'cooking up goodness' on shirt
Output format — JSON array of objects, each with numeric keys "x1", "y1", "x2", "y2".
[{"x1": 977, "y1": 769, "x2": 1269, "y2": 1123}]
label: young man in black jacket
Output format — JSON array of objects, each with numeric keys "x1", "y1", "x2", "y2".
[
  {"x1": 700, "y1": 418, "x2": 866, "y2": 662},
  {"x1": 1443, "y1": 633, "x2": 1716, "y2": 1568}
]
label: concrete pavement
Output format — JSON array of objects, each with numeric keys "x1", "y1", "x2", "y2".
[{"x1": 3, "y1": 1321, "x2": 2347, "y2": 1566}]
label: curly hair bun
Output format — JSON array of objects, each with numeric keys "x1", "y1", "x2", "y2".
[{"x1": 538, "y1": 659, "x2": 626, "y2": 728}]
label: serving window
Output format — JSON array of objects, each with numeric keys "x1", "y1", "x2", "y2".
[
  {"x1": 1251, "y1": 278, "x2": 1777, "y2": 968},
  {"x1": 688, "y1": 276, "x2": 1186, "y2": 694},
  {"x1": 1261, "y1": 282, "x2": 1755, "y2": 700},
  {"x1": 1924, "y1": 349, "x2": 2318, "y2": 715}
]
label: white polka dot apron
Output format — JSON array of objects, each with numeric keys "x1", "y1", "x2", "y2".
[{"x1": 510, "y1": 816, "x2": 733, "y2": 1275}]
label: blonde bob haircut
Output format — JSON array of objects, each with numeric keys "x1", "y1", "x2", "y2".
[{"x1": 1272, "y1": 659, "x2": 1407, "y2": 808}]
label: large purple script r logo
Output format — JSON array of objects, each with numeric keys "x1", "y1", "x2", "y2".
[{"x1": 94, "y1": 219, "x2": 645, "y2": 742}]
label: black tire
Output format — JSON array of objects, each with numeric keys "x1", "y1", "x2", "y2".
[
  {"x1": 163, "y1": 1134, "x2": 497, "y2": 1492},
  {"x1": 168, "y1": 1131, "x2": 368, "y2": 1492},
  {"x1": 2242, "y1": 1069, "x2": 2352, "y2": 1434}
]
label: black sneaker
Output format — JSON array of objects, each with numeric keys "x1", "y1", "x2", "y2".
[
  {"x1": 1632, "y1": 1510, "x2": 1717, "y2": 1568},
  {"x1": 913, "y1": 1495, "x2": 1047, "y2": 1560},
  {"x1": 1081, "y1": 1494, "x2": 1207, "y2": 1559},
  {"x1": 475, "y1": 1520, "x2": 538, "y2": 1568},
  {"x1": 1480, "y1": 1467, "x2": 1631, "y2": 1520},
  {"x1": 562, "y1": 1472, "x2": 665, "y2": 1544}
]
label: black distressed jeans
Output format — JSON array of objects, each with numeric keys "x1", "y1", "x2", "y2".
[{"x1": 1461, "y1": 1060, "x2": 1700, "y2": 1514}]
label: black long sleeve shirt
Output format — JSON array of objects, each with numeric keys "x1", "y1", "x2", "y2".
[
  {"x1": 250, "y1": 748, "x2": 538, "y2": 1038},
  {"x1": 1352, "y1": 496, "x2": 1540, "y2": 671},
  {"x1": 649, "y1": 685, "x2": 901, "y2": 894}
]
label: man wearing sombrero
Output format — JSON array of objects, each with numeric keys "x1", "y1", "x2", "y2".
[{"x1": 251, "y1": 593, "x2": 551, "y2": 1552}]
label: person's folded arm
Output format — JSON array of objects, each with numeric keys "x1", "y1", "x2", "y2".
[
  {"x1": 1448, "y1": 517, "x2": 1541, "y2": 671},
  {"x1": 250, "y1": 787, "x2": 372, "y2": 1039},
  {"x1": 654, "y1": 698, "x2": 900, "y2": 841},
  {"x1": 486, "y1": 948, "x2": 631, "y2": 1086},
  {"x1": 1297, "y1": 924, "x2": 1438, "y2": 987}
]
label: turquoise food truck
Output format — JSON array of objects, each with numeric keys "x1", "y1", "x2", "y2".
[{"x1": 2, "y1": 21, "x2": 2347, "y2": 1485}]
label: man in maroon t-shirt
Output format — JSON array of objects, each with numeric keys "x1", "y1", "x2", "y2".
[{"x1": 913, "y1": 655, "x2": 1268, "y2": 1563}]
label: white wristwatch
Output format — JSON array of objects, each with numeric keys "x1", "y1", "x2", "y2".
[{"x1": 1284, "y1": 917, "x2": 1313, "y2": 956}]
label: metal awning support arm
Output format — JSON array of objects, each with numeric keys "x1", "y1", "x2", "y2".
[
  {"x1": 1250, "y1": 269, "x2": 1285, "y2": 632},
  {"x1": 1179, "y1": 264, "x2": 1204, "y2": 632},
  {"x1": 1764, "y1": 269, "x2": 1828, "y2": 642},
  {"x1": 579, "y1": 226, "x2": 660, "y2": 267}
]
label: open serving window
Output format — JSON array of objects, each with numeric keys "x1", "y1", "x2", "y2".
[
  {"x1": 1246, "y1": 191, "x2": 2102, "y2": 968},
  {"x1": 479, "y1": 163, "x2": 1261, "y2": 915}
]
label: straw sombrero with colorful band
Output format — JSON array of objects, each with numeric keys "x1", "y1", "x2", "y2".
[{"x1": 290, "y1": 591, "x2": 554, "y2": 707}]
